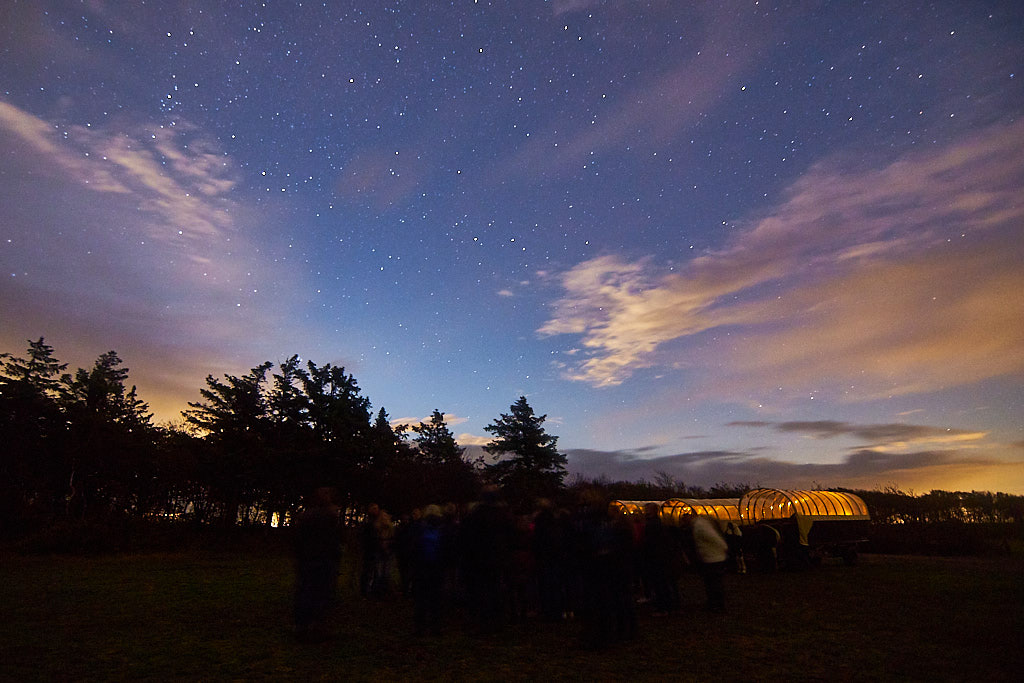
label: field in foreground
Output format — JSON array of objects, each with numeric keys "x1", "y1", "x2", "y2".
[{"x1": 2, "y1": 551, "x2": 1021, "y2": 682}]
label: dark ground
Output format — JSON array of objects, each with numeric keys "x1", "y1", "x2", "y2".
[{"x1": 2, "y1": 551, "x2": 1021, "y2": 681}]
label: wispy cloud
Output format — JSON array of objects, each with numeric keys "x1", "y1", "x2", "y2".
[
  {"x1": 0, "y1": 100, "x2": 129, "y2": 193},
  {"x1": 550, "y1": 0, "x2": 602, "y2": 16},
  {"x1": 0, "y1": 99, "x2": 308, "y2": 422},
  {"x1": 540, "y1": 120, "x2": 1024, "y2": 398},
  {"x1": 0, "y1": 100, "x2": 239, "y2": 249}
]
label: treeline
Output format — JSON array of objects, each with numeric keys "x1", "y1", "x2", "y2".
[
  {"x1": 1, "y1": 339, "x2": 567, "y2": 541},
  {"x1": 852, "y1": 487, "x2": 1024, "y2": 525},
  {"x1": 3, "y1": 338, "x2": 1022, "y2": 552}
]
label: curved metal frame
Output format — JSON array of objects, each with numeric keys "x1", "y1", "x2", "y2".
[
  {"x1": 608, "y1": 500, "x2": 660, "y2": 517},
  {"x1": 739, "y1": 489, "x2": 869, "y2": 523},
  {"x1": 660, "y1": 498, "x2": 743, "y2": 526}
]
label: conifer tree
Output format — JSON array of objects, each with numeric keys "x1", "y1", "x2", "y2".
[
  {"x1": 412, "y1": 409, "x2": 465, "y2": 466},
  {"x1": 483, "y1": 396, "x2": 566, "y2": 505},
  {"x1": 0, "y1": 338, "x2": 68, "y2": 518}
]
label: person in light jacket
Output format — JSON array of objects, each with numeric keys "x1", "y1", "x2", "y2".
[{"x1": 689, "y1": 514, "x2": 728, "y2": 612}]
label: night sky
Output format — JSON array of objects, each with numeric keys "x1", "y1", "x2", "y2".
[{"x1": 3, "y1": 1, "x2": 1023, "y2": 493}]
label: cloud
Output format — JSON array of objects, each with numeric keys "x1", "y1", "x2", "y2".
[
  {"x1": 0, "y1": 99, "x2": 307, "y2": 422},
  {"x1": 538, "y1": 254, "x2": 721, "y2": 385},
  {"x1": 0, "y1": 100, "x2": 239, "y2": 248},
  {"x1": 566, "y1": 446, "x2": 1024, "y2": 494},
  {"x1": 551, "y1": 0, "x2": 602, "y2": 16},
  {"x1": 0, "y1": 100, "x2": 129, "y2": 193},
  {"x1": 568, "y1": 447, "x2": 755, "y2": 480},
  {"x1": 540, "y1": 120, "x2": 1024, "y2": 398},
  {"x1": 729, "y1": 420, "x2": 988, "y2": 451},
  {"x1": 456, "y1": 433, "x2": 491, "y2": 447},
  {"x1": 391, "y1": 413, "x2": 469, "y2": 430}
]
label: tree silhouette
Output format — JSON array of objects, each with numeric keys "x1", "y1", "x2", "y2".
[
  {"x1": 0, "y1": 338, "x2": 68, "y2": 523},
  {"x1": 295, "y1": 359, "x2": 373, "y2": 506},
  {"x1": 260, "y1": 356, "x2": 315, "y2": 524},
  {"x1": 60, "y1": 351, "x2": 156, "y2": 516},
  {"x1": 483, "y1": 396, "x2": 566, "y2": 507},
  {"x1": 413, "y1": 409, "x2": 465, "y2": 466},
  {"x1": 368, "y1": 407, "x2": 410, "y2": 467},
  {"x1": 182, "y1": 358, "x2": 377, "y2": 522},
  {"x1": 404, "y1": 409, "x2": 479, "y2": 507},
  {"x1": 184, "y1": 362, "x2": 273, "y2": 525}
]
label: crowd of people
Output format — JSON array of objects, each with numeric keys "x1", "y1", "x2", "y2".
[{"x1": 293, "y1": 486, "x2": 745, "y2": 647}]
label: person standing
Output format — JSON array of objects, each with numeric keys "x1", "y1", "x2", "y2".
[
  {"x1": 412, "y1": 505, "x2": 449, "y2": 636},
  {"x1": 359, "y1": 503, "x2": 382, "y2": 597},
  {"x1": 724, "y1": 522, "x2": 746, "y2": 574},
  {"x1": 293, "y1": 487, "x2": 343, "y2": 641},
  {"x1": 460, "y1": 486, "x2": 514, "y2": 634},
  {"x1": 689, "y1": 514, "x2": 729, "y2": 612},
  {"x1": 641, "y1": 503, "x2": 680, "y2": 616}
]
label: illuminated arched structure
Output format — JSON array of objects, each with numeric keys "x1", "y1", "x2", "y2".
[
  {"x1": 738, "y1": 489, "x2": 870, "y2": 523},
  {"x1": 660, "y1": 499, "x2": 743, "y2": 527},
  {"x1": 608, "y1": 500, "x2": 661, "y2": 518}
]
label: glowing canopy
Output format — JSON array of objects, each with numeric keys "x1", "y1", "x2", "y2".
[
  {"x1": 660, "y1": 499, "x2": 743, "y2": 526},
  {"x1": 739, "y1": 489, "x2": 870, "y2": 523},
  {"x1": 608, "y1": 500, "x2": 661, "y2": 517}
]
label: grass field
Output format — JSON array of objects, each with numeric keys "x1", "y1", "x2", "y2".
[{"x1": 2, "y1": 551, "x2": 1021, "y2": 681}]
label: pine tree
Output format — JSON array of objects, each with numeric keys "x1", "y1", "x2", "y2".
[
  {"x1": 413, "y1": 409, "x2": 465, "y2": 466},
  {"x1": 1, "y1": 337, "x2": 67, "y2": 398},
  {"x1": 409, "y1": 409, "x2": 479, "y2": 507},
  {"x1": 0, "y1": 338, "x2": 69, "y2": 517},
  {"x1": 369, "y1": 407, "x2": 412, "y2": 467},
  {"x1": 483, "y1": 396, "x2": 566, "y2": 505}
]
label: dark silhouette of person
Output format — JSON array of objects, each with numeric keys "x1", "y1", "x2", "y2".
[
  {"x1": 293, "y1": 486, "x2": 342, "y2": 641},
  {"x1": 532, "y1": 499, "x2": 571, "y2": 622},
  {"x1": 459, "y1": 486, "x2": 514, "y2": 634},
  {"x1": 412, "y1": 505, "x2": 450, "y2": 636},
  {"x1": 572, "y1": 489, "x2": 636, "y2": 649},
  {"x1": 641, "y1": 502, "x2": 680, "y2": 615},
  {"x1": 747, "y1": 522, "x2": 780, "y2": 573},
  {"x1": 359, "y1": 503, "x2": 395, "y2": 598},
  {"x1": 725, "y1": 522, "x2": 747, "y2": 574},
  {"x1": 395, "y1": 508, "x2": 422, "y2": 596},
  {"x1": 359, "y1": 503, "x2": 382, "y2": 597},
  {"x1": 505, "y1": 513, "x2": 532, "y2": 622}
]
